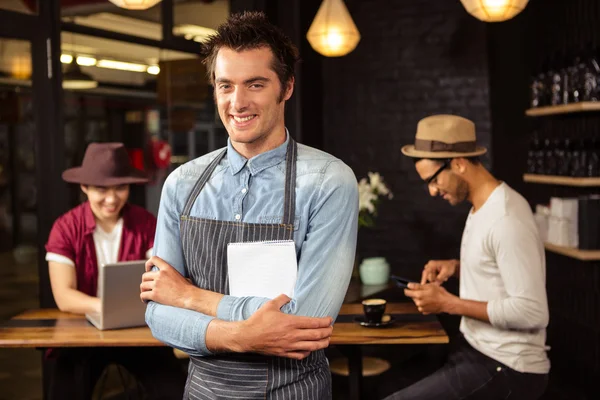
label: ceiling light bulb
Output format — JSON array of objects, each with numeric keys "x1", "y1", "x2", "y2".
[
  {"x1": 60, "y1": 54, "x2": 73, "y2": 64},
  {"x1": 76, "y1": 56, "x2": 97, "y2": 66},
  {"x1": 460, "y1": 0, "x2": 529, "y2": 22},
  {"x1": 307, "y1": 0, "x2": 361, "y2": 57},
  {"x1": 108, "y1": 0, "x2": 162, "y2": 10},
  {"x1": 96, "y1": 59, "x2": 148, "y2": 72},
  {"x1": 147, "y1": 65, "x2": 160, "y2": 75}
]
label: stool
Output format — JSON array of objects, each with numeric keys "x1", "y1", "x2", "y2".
[
  {"x1": 329, "y1": 356, "x2": 391, "y2": 377},
  {"x1": 93, "y1": 363, "x2": 141, "y2": 400}
]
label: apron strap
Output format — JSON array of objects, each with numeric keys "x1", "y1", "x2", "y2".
[
  {"x1": 181, "y1": 149, "x2": 227, "y2": 217},
  {"x1": 181, "y1": 139, "x2": 297, "y2": 225},
  {"x1": 282, "y1": 139, "x2": 297, "y2": 226}
]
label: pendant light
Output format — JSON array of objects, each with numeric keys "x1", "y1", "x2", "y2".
[
  {"x1": 460, "y1": 0, "x2": 529, "y2": 22},
  {"x1": 306, "y1": 0, "x2": 361, "y2": 57},
  {"x1": 109, "y1": 0, "x2": 162, "y2": 10},
  {"x1": 62, "y1": 61, "x2": 98, "y2": 90}
]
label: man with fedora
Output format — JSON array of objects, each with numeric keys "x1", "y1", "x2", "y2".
[
  {"x1": 45, "y1": 142, "x2": 185, "y2": 399},
  {"x1": 384, "y1": 115, "x2": 549, "y2": 399}
]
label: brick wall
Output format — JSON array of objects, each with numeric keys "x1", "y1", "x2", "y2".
[{"x1": 320, "y1": 0, "x2": 491, "y2": 277}]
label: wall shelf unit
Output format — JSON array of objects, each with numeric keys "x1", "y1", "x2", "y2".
[
  {"x1": 525, "y1": 102, "x2": 600, "y2": 116},
  {"x1": 544, "y1": 243, "x2": 600, "y2": 261},
  {"x1": 523, "y1": 174, "x2": 600, "y2": 187}
]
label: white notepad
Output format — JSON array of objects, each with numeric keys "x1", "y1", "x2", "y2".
[{"x1": 227, "y1": 240, "x2": 297, "y2": 298}]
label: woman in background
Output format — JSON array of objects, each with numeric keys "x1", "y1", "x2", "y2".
[{"x1": 45, "y1": 142, "x2": 185, "y2": 400}]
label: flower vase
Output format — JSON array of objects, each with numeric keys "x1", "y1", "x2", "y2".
[{"x1": 359, "y1": 257, "x2": 390, "y2": 285}]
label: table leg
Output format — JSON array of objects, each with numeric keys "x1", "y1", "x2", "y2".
[{"x1": 339, "y1": 346, "x2": 363, "y2": 400}]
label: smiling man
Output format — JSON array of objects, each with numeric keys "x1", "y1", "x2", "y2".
[
  {"x1": 140, "y1": 11, "x2": 358, "y2": 400},
  {"x1": 383, "y1": 115, "x2": 550, "y2": 399}
]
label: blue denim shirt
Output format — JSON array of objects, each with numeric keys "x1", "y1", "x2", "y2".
[{"x1": 146, "y1": 133, "x2": 359, "y2": 357}]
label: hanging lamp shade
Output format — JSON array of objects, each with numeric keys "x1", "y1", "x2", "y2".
[
  {"x1": 306, "y1": 0, "x2": 361, "y2": 57},
  {"x1": 108, "y1": 0, "x2": 162, "y2": 10},
  {"x1": 460, "y1": 0, "x2": 529, "y2": 22},
  {"x1": 63, "y1": 62, "x2": 98, "y2": 90}
]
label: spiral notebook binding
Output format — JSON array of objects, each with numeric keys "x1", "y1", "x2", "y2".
[{"x1": 228, "y1": 240, "x2": 294, "y2": 246}]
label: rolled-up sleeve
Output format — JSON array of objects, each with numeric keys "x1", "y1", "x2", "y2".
[
  {"x1": 145, "y1": 170, "x2": 214, "y2": 357},
  {"x1": 45, "y1": 217, "x2": 75, "y2": 262},
  {"x1": 486, "y1": 216, "x2": 549, "y2": 331},
  {"x1": 217, "y1": 161, "x2": 358, "y2": 322}
]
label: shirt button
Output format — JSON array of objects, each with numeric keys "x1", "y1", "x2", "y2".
[
  {"x1": 496, "y1": 366, "x2": 502, "y2": 372},
  {"x1": 235, "y1": 214, "x2": 241, "y2": 220},
  {"x1": 241, "y1": 188, "x2": 247, "y2": 194}
]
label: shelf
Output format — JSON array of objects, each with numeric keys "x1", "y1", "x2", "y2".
[
  {"x1": 544, "y1": 243, "x2": 600, "y2": 261},
  {"x1": 523, "y1": 174, "x2": 600, "y2": 187},
  {"x1": 525, "y1": 102, "x2": 600, "y2": 116}
]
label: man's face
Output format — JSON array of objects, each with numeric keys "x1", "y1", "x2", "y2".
[
  {"x1": 415, "y1": 159, "x2": 469, "y2": 206},
  {"x1": 81, "y1": 184, "x2": 129, "y2": 222},
  {"x1": 213, "y1": 47, "x2": 293, "y2": 156}
]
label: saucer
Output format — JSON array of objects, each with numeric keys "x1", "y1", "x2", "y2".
[{"x1": 354, "y1": 314, "x2": 396, "y2": 327}]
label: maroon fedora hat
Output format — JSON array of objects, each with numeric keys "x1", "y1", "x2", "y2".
[{"x1": 62, "y1": 142, "x2": 149, "y2": 186}]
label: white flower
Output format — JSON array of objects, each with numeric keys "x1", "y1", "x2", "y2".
[
  {"x1": 368, "y1": 171, "x2": 393, "y2": 198},
  {"x1": 357, "y1": 172, "x2": 393, "y2": 223},
  {"x1": 358, "y1": 178, "x2": 377, "y2": 212},
  {"x1": 368, "y1": 172, "x2": 382, "y2": 191}
]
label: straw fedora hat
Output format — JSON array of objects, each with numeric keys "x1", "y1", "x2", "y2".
[
  {"x1": 401, "y1": 115, "x2": 487, "y2": 159},
  {"x1": 62, "y1": 142, "x2": 149, "y2": 186}
]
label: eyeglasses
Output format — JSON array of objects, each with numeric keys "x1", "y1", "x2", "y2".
[{"x1": 424, "y1": 159, "x2": 451, "y2": 190}]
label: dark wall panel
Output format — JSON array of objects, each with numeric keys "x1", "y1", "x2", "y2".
[
  {"x1": 320, "y1": 0, "x2": 491, "y2": 278},
  {"x1": 488, "y1": 0, "x2": 600, "y2": 396}
]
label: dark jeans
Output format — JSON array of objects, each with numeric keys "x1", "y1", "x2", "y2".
[
  {"x1": 384, "y1": 335, "x2": 548, "y2": 400},
  {"x1": 47, "y1": 347, "x2": 186, "y2": 400}
]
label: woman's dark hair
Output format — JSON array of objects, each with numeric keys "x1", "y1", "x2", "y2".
[{"x1": 201, "y1": 11, "x2": 300, "y2": 102}]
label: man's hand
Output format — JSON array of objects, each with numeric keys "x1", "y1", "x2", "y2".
[
  {"x1": 208, "y1": 294, "x2": 333, "y2": 360},
  {"x1": 404, "y1": 282, "x2": 457, "y2": 315},
  {"x1": 140, "y1": 256, "x2": 194, "y2": 308},
  {"x1": 421, "y1": 259, "x2": 459, "y2": 285}
]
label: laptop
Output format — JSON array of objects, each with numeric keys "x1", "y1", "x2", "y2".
[{"x1": 86, "y1": 260, "x2": 147, "y2": 330}]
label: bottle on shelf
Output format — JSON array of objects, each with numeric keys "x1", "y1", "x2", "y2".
[
  {"x1": 543, "y1": 138, "x2": 558, "y2": 175},
  {"x1": 587, "y1": 138, "x2": 599, "y2": 177},
  {"x1": 535, "y1": 136, "x2": 545, "y2": 174},
  {"x1": 554, "y1": 138, "x2": 567, "y2": 176},
  {"x1": 527, "y1": 135, "x2": 540, "y2": 174},
  {"x1": 569, "y1": 139, "x2": 582, "y2": 177}
]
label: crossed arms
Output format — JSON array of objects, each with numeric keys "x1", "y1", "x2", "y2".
[{"x1": 142, "y1": 162, "x2": 359, "y2": 359}]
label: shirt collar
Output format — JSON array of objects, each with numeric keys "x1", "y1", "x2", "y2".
[
  {"x1": 83, "y1": 201, "x2": 96, "y2": 233},
  {"x1": 227, "y1": 130, "x2": 290, "y2": 176}
]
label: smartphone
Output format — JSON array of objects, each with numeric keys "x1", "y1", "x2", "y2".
[{"x1": 390, "y1": 275, "x2": 416, "y2": 289}]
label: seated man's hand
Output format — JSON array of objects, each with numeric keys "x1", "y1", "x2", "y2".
[
  {"x1": 226, "y1": 294, "x2": 333, "y2": 360},
  {"x1": 404, "y1": 282, "x2": 456, "y2": 315},
  {"x1": 140, "y1": 256, "x2": 194, "y2": 308},
  {"x1": 421, "y1": 259, "x2": 459, "y2": 285}
]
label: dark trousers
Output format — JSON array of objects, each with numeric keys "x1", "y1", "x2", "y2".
[
  {"x1": 47, "y1": 347, "x2": 186, "y2": 400},
  {"x1": 384, "y1": 335, "x2": 548, "y2": 400}
]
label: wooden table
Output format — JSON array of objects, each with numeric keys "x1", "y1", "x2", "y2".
[
  {"x1": 0, "y1": 303, "x2": 448, "y2": 399},
  {"x1": 333, "y1": 303, "x2": 448, "y2": 400}
]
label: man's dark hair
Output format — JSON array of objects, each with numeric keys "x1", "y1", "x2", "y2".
[
  {"x1": 412, "y1": 156, "x2": 481, "y2": 165},
  {"x1": 200, "y1": 11, "x2": 300, "y2": 102}
]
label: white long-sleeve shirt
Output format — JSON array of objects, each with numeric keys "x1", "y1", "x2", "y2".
[{"x1": 460, "y1": 182, "x2": 550, "y2": 374}]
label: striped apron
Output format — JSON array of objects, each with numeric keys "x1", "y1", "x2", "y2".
[{"x1": 179, "y1": 139, "x2": 332, "y2": 400}]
